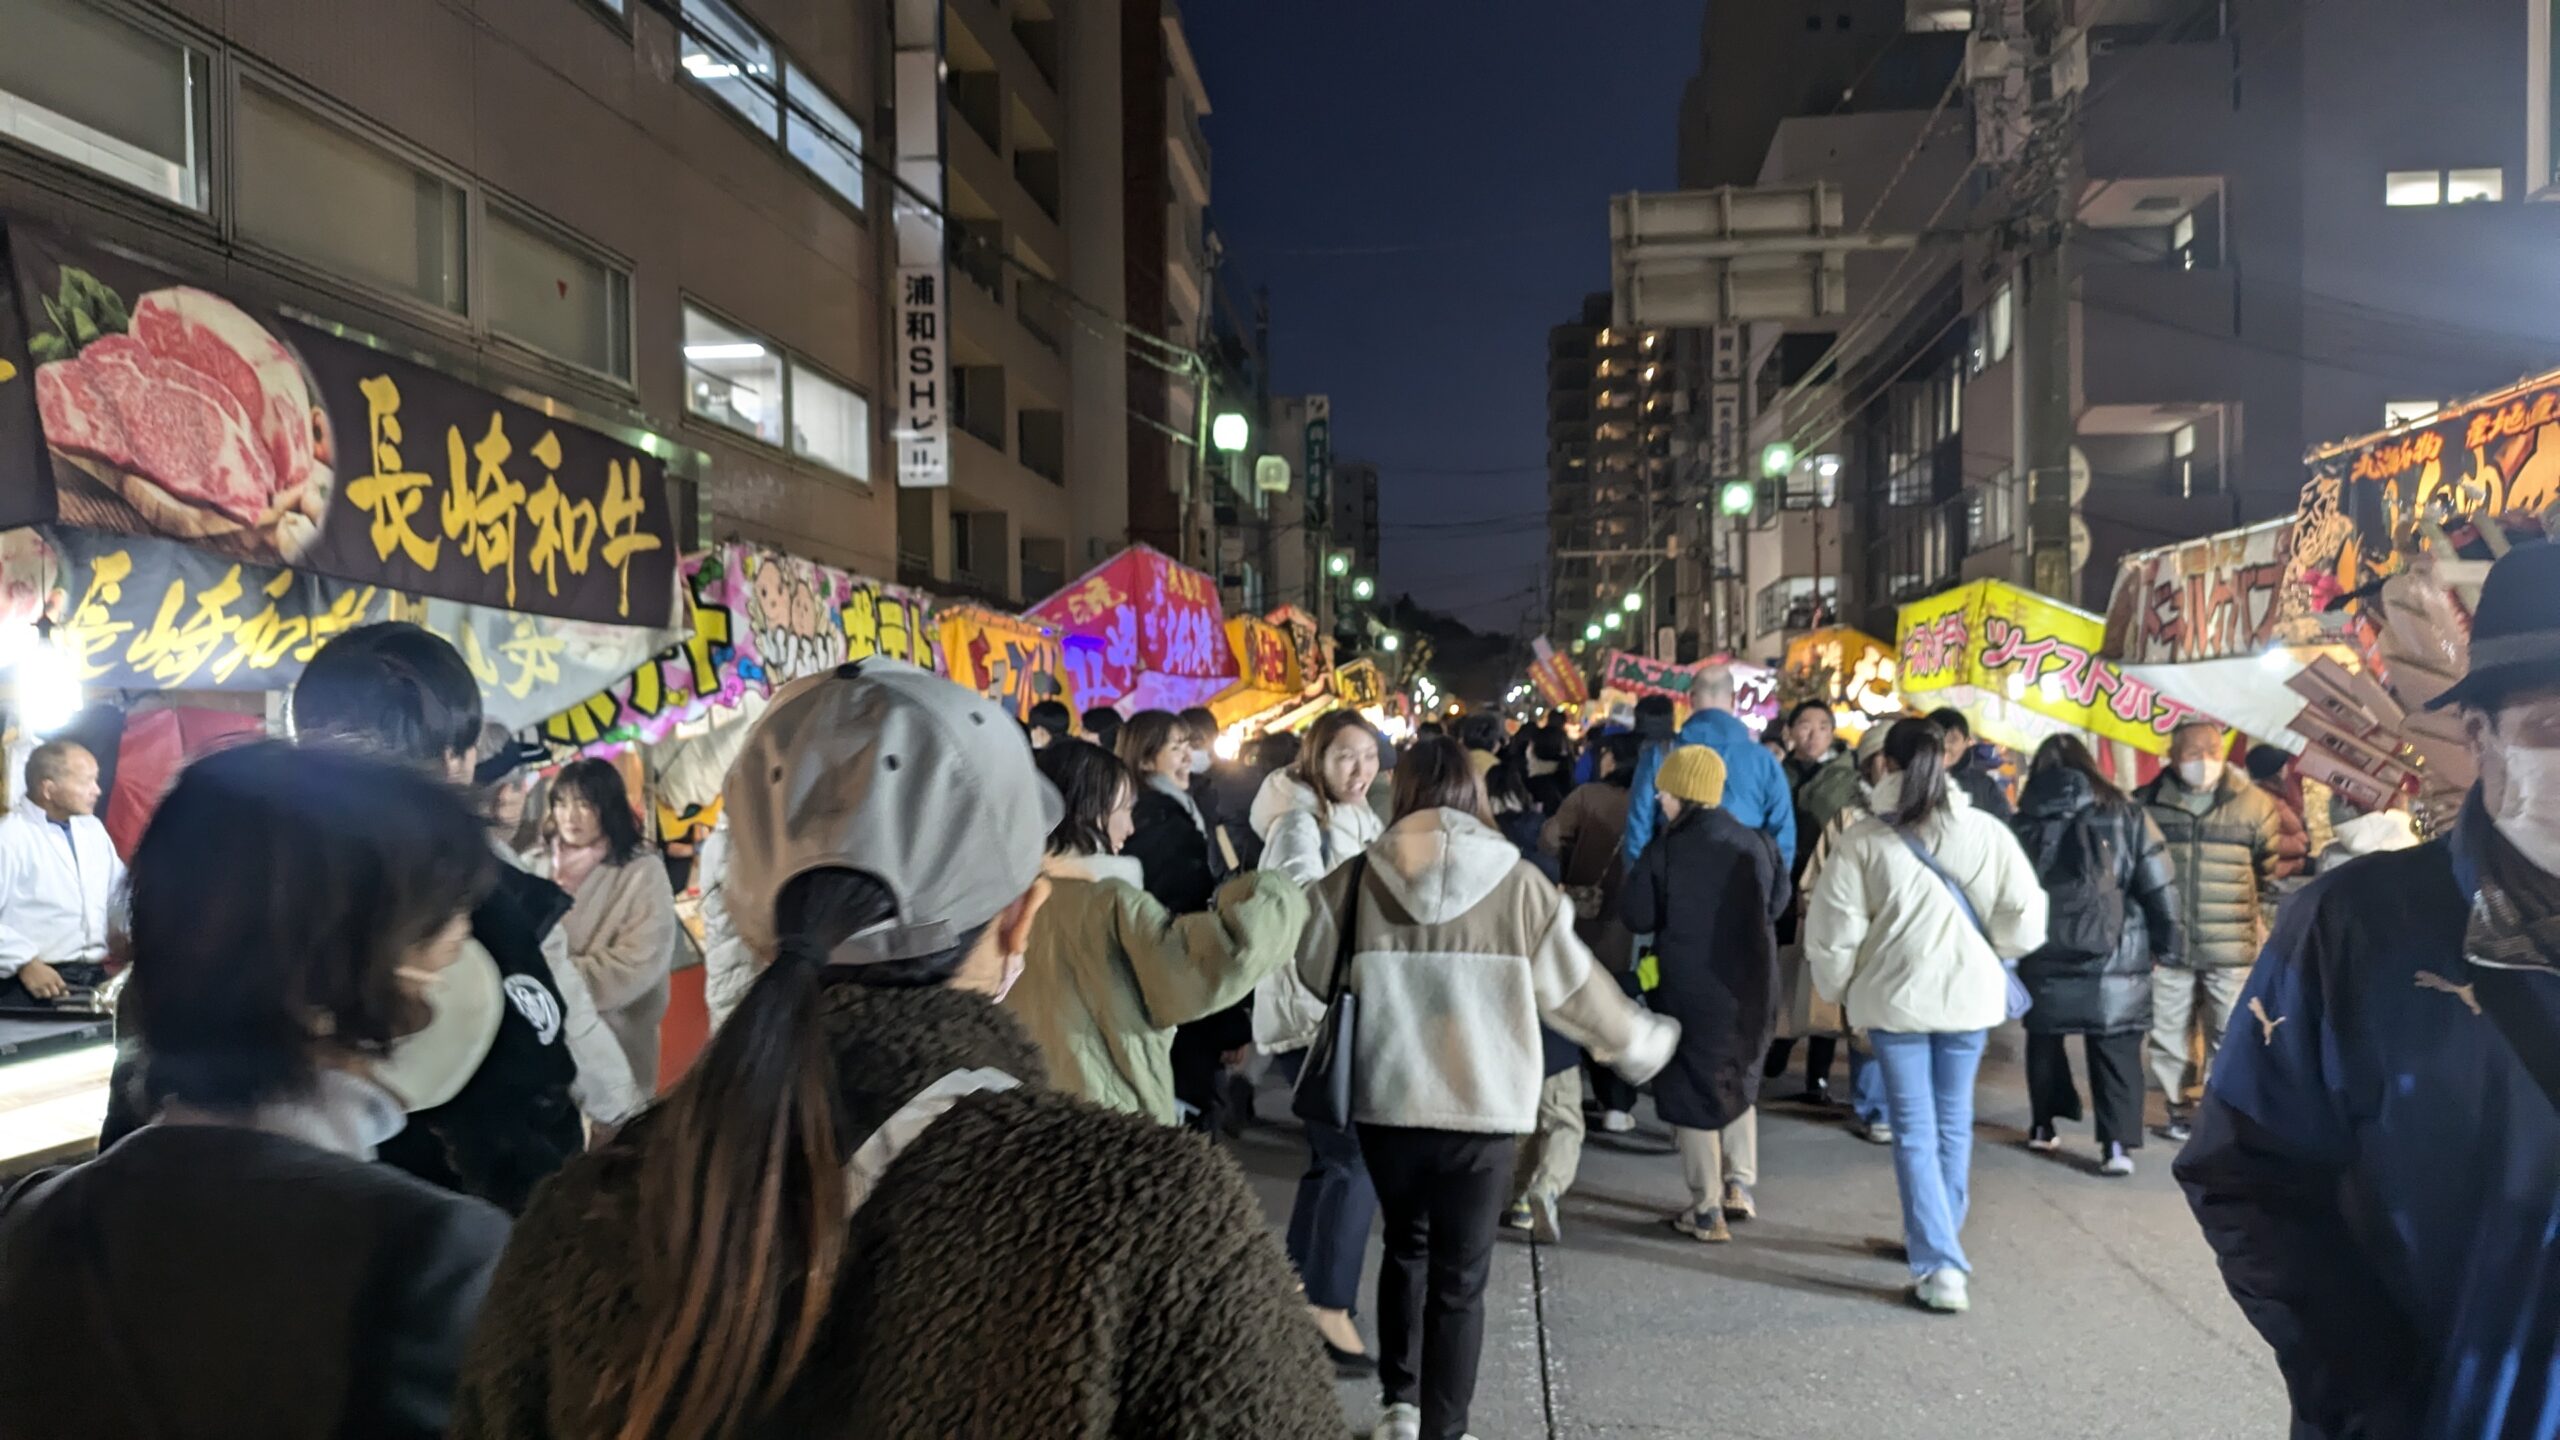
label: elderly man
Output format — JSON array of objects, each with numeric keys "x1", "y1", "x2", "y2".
[
  {"x1": 2178, "y1": 540, "x2": 2560, "y2": 1437},
  {"x1": 2139, "y1": 718, "x2": 2289, "y2": 1141},
  {"x1": 1624, "y1": 665, "x2": 1796, "y2": 869},
  {"x1": 0, "y1": 742, "x2": 122, "y2": 1003}
]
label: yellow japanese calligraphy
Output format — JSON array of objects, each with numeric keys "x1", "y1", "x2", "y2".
[
  {"x1": 441, "y1": 414, "x2": 527, "y2": 606},
  {"x1": 62, "y1": 550, "x2": 135, "y2": 682},
  {"x1": 499, "y1": 618, "x2": 566, "y2": 701},
  {"x1": 348, "y1": 377, "x2": 442, "y2": 571},
  {"x1": 125, "y1": 564, "x2": 248, "y2": 686},
  {"x1": 599, "y1": 459, "x2": 662, "y2": 617}
]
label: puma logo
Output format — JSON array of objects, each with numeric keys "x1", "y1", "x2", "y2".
[
  {"x1": 2415, "y1": 970, "x2": 2484, "y2": 1016},
  {"x1": 2248, "y1": 996, "x2": 2288, "y2": 1043}
]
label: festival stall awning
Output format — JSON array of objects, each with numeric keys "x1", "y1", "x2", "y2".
[
  {"x1": 1334, "y1": 656, "x2": 1388, "y2": 710},
  {"x1": 1781, "y1": 627, "x2": 1902, "y2": 734},
  {"x1": 1594, "y1": 648, "x2": 1778, "y2": 728},
  {"x1": 1208, "y1": 613, "x2": 1303, "y2": 729},
  {"x1": 1898, "y1": 579, "x2": 2207, "y2": 757},
  {"x1": 541, "y1": 542, "x2": 939, "y2": 748},
  {"x1": 1027, "y1": 544, "x2": 1237, "y2": 715},
  {"x1": 938, "y1": 603, "x2": 1074, "y2": 718}
]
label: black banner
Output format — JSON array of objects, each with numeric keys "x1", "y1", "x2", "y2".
[{"x1": 3, "y1": 222, "x2": 677, "y2": 626}]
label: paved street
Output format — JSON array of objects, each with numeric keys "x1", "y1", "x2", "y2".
[{"x1": 1228, "y1": 1039, "x2": 2288, "y2": 1439}]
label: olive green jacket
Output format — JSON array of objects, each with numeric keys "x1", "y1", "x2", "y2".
[{"x1": 1006, "y1": 854, "x2": 1308, "y2": 1124}]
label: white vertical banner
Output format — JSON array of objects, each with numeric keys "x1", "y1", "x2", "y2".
[{"x1": 892, "y1": 9, "x2": 949, "y2": 488}]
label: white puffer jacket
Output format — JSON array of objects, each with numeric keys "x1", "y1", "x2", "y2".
[
  {"x1": 1250, "y1": 770, "x2": 1387, "y2": 1053},
  {"x1": 1804, "y1": 778, "x2": 2050, "y2": 1035}
]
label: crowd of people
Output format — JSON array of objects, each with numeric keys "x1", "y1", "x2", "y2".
[{"x1": 4, "y1": 539, "x2": 2559, "y2": 1438}]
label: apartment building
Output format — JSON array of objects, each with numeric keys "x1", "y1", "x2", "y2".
[
  {"x1": 1546, "y1": 293, "x2": 1674, "y2": 655},
  {"x1": 1119, "y1": 0, "x2": 1214, "y2": 571},
  {"x1": 2, "y1": 0, "x2": 919, "y2": 573}
]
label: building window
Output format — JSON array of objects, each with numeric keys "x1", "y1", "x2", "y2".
[
  {"x1": 487, "y1": 205, "x2": 632, "y2": 381},
  {"x1": 2384, "y1": 399, "x2": 2440, "y2": 428},
  {"x1": 787, "y1": 362, "x2": 870, "y2": 480},
  {"x1": 1753, "y1": 576, "x2": 1838, "y2": 636},
  {"x1": 2447, "y1": 167, "x2": 2504, "y2": 204},
  {"x1": 677, "y1": 0, "x2": 866, "y2": 210},
  {"x1": 2385, "y1": 170, "x2": 2443, "y2": 206},
  {"x1": 0, "y1": 0, "x2": 208, "y2": 208},
  {"x1": 234, "y1": 80, "x2": 466, "y2": 313},
  {"x1": 1986, "y1": 282, "x2": 2014, "y2": 366},
  {"x1": 1966, "y1": 471, "x2": 2015, "y2": 549},
  {"x1": 682, "y1": 304, "x2": 784, "y2": 446}
]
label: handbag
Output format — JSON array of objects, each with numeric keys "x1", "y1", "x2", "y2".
[
  {"x1": 1291, "y1": 856, "x2": 1367, "y2": 1129},
  {"x1": 1893, "y1": 828, "x2": 2032, "y2": 1022}
]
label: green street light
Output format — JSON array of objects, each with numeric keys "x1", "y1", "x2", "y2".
[
  {"x1": 1380, "y1": 632, "x2": 1401, "y2": 653},
  {"x1": 1351, "y1": 576, "x2": 1376, "y2": 601},
  {"x1": 1327, "y1": 550, "x2": 1352, "y2": 577},
  {"x1": 1603, "y1": 611, "x2": 1622, "y2": 631},
  {"x1": 1719, "y1": 479, "x2": 1757, "y2": 516},
  {"x1": 1583, "y1": 623, "x2": 1602, "y2": 641},
  {"x1": 1621, "y1": 591, "x2": 1644, "y2": 612},
  {"x1": 1760, "y1": 441, "x2": 1796, "y2": 478},
  {"x1": 1212, "y1": 412, "x2": 1250, "y2": 454}
]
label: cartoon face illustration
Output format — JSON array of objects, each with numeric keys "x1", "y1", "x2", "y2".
[{"x1": 749, "y1": 557, "x2": 791, "y2": 630}]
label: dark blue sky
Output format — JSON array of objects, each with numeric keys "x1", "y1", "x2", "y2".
[{"x1": 1186, "y1": 2, "x2": 1706, "y2": 632}]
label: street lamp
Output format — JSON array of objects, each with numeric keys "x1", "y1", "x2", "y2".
[
  {"x1": 1212, "y1": 412, "x2": 1250, "y2": 454},
  {"x1": 1326, "y1": 550, "x2": 1352, "y2": 577},
  {"x1": 1603, "y1": 611, "x2": 1622, "y2": 631},
  {"x1": 1760, "y1": 441, "x2": 1796, "y2": 478},
  {"x1": 1718, "y1": 479, "x2": 1757, "y2": 516},
  {"x1": 1351, "y1": 576, "x2": 1375, "y2": 601},
  {"x1": 1380, "y1": 632, "x2": 1401, "y2": 653},
  {"x1": 1621, "y1": 591, "x2": 1643, "y2": 612},
  {"x1": 1583, "y1": 623, "x2": 1601, "y2": 641}
]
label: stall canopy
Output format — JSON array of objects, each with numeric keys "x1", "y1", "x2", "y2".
[
  {"x1": 1781, "y1": 626, "x2": 1902, "y2": 733},
  {"x1": 1208, "y1": 613, "x2": 1303, "y2": 728},
  {"x1": 1027, "y1": 544, "x2": 1236, "y2": 715},
  {"x1": 1595, "y1": 648, "x2": 1777, "y2": 727},
  {"x1": 1899, "y1": 578, "x2": 2206, "y2": 757},
  {"x1": 938, "y1": 603, "x2": 1074, "y2": 718},
  {"x1": 2100, "y1": 517, "x2": 2357, "y2": 747}
]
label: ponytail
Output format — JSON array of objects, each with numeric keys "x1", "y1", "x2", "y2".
[
  {"x1": 612, "y1": 870, "x2": 899, "y2": 1440},
  {"x1": 1882, "y1": 719, "x2": 1952, "y2": 831}
]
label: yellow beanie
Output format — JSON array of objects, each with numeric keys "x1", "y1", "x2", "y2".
[{"x1": 1657, "y1": 744, "x2": 1728, "y2": 808}]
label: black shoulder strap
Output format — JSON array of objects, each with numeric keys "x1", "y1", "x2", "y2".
[
  {"x1": 1322, "y1": 857, "x2": 1368, "y2": 1002},
  {"x1": 2471, "y1": 967, "x2": 2560, "y2": 1116}
]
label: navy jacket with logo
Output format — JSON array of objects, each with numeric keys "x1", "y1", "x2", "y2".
[{"x1": 2177, "y1": 798, "x2": 2560, "y2": 1438}]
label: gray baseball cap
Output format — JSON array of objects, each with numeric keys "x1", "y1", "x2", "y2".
[{"x1": 723, "y1": 659, "x2": 1064, "y2": 966}]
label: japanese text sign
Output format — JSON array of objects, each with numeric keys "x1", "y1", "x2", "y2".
[
  {"x1": 2103, "y1": 518, "x2": 2330, "y2": 666},
  {"x1": 1898, "y1": 579, "x2": 2199, "y2": 756},
  {"x1": 1527, "y1": 637, "x2": 1588, "y2": 709},
  {"x1": 1027, "y1": 544, "x2": 1235, "y2": 709},
  {"x1": 3, "y1": 224, "x2": 678, "y2": 625},
  {"x1": 938, "y1": 604, "x2": 1074, "y2": 718}
]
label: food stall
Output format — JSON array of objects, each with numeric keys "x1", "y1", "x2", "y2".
[
  {"x1": 1593, "y1": 648, "x2": 1779, "y2": 729},
  {"x1": 1027, "y1": 544, "x2": 1237, "y2": 715},
  {"x1": 1779, "y1": 626, "x2": 1903, "y2": 737}
]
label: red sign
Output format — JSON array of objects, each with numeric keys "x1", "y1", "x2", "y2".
[{"x1": 1028, "y1": 544, "x2": 1236, "y2": 709}]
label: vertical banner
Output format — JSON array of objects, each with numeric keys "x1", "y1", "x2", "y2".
[
  {"x1": 1304, "y1": 394, "x2": 1331, "y2": 511},
  {"x1": 891, "y1": 5, "x2": 949, "y2": 488}
]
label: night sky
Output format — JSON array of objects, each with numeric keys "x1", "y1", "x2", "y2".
[{"x1": 1186, "y1": 2, "x2": 1706, "y2": 633}]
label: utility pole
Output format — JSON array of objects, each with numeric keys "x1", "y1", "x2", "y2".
[{"x1": 2015, "y1": 0, "x2": 2083, "y2": 601}]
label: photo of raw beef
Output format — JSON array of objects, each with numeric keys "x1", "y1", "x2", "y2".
[{"x1": 29, "y1": 283, "x2": 332, "y2": 560}]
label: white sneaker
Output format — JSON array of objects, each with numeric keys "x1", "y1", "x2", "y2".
[
  {"x1": 1913, "y1": 1267, "x2": 1970, "y2": 1314},
  {"x1": 2100, "y1": 1143, "x2": 2136, "y2": 1178},
  {"x1": 1600, "y1": 1109, "x2": 1636, "y2": 1134},
  {"x1": 1371, "y1": 1402, "x2": 1421, "y2": 1440}
]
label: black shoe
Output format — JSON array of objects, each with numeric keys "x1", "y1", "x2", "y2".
[
  {"x1": 2158, "y1": 1114, "x2": 2193, "y2": 1144},
  {"x1": 1325, "y1": 1340, "x2": 1378, "y2": 1378},
  {"x1": 1796, "y1": 1078, "x2": 1835, "y2": 1107}
]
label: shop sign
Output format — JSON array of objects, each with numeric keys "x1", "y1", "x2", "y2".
[
  {"x1": 2295, "y1": 370, "x2": 2560, "y2": 612},
  {"x1": 891, "y1": 32, "x2": 950, "y2": 488},
  {"x1": 1898, "y1": 579, "x2": 2202, "y2": 755},
  {"x1": 2103, "y1": 517, "x2": 2316, "y2": 665},
  {"x1": 1526, "y1": 636, "x2": 1587, "y2": 709},
  {"x1": 1598, "y1": 648, "x2": 1693, "y2": 703},
  {"x1": 2, "y1": 225, "x2": 678, "y2": 626},
  {"x1": 1782, "y1": 626, "x2": 1902, "y2": 722},
  {"x1": 1027, "y1": 544, "x2": 1235, "y2": 710},
  {"x1": 542, "y1": 542, "x2": 938, "y2": 747},
  {"x1": 938, "y1": 604, "x2": 1073, "y2": 718},
  {"x1": 1336, "y1": 656, "x2": 1387, "y2": 709},
  {"x1": 45, "y1": 528, "x2": 673, "y2": 726},
  {"x1": 1268, "y1": 604, "x2": 1331, "y2": 692}
]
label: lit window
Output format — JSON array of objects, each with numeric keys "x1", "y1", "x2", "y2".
[
  {"x1": 679, "y1": 0, "x2": 781, "y2": 136},
  {"x1": 235, "y1": 82, "x2": 465, "y2": 313},
  {"x1": 2172, "y1": 424, "x2": 2197, "y2": 458},
  {"x1": 784, "y1": 63, "x2": 864, "y2": 208},
  {"x1": 1987, "y1": 282, "x2": 2014, "y2": 365},
  {"x1": 788, "y1": 362, "x2": 871, "y2": 479},
  {"x1": 0, "y1": 0, "x2": 208, "y2": 208},
  {"x1": 2385, "y1": 170, "x2": 2443, "y2": 206},
  {"x1": 487, "y1": 208, "x2": 632, "y2": 381},
  {"x1": 2447, "y1": 168, "x2": 2504, "y2": 203},
  {"x1": 2384, "y1": 400, "x2": 2440, "y2": 428},
  {"x1": 683, "y1": 305, "x2": 784, "y2": 446}
]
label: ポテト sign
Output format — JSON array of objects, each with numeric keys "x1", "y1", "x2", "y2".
[
  {"x1": 1899, "y1": 579, "x2": 2202, "y2": 755},
  {"x1": 2, "y1": 223, "x2": 679, "y2": 626}
]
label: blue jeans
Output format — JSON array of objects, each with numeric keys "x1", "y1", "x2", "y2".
[
  {"x1": 1848, "y1": 1044, "x2": 1888, "y2": 1127},
  {"x1": 1868, "y1": 1029, "x2": 1988, "y2": 1279},
  {"x1": 1274, "y1": 1049, "x2": 1379, "y2": 1312}
]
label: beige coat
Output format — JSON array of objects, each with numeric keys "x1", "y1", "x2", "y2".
[{"x1": 533, "y1": 852, "x2": 677, "y2": 1094}]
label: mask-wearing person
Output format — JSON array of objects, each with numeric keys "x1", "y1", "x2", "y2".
[{"x1": 2178, "y1": 540, "x2": 2560, "y2": 1439}]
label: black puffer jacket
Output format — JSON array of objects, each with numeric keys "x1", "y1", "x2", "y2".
[
  {"x1": 2011, "y1": 768, "x2": 2184, "y2": 1035},
  {"x1": 2139, "y1": 766, "x2": 2286, "y2": 970},
  {"x1": 1124, "y1": 778, "x2": 1219, "y2": 915},
  {"x1": 451, "y1": 982, "x2": 1340, "y2": 1439}
]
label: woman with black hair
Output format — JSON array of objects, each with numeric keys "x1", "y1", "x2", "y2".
[
  {"x1": 452, "y1": 662, "x2": 1340, "y2": 1439},
  {"x1": 0, "y1": 742, "x2": 508, "y2": 1437},
  {"x1": 535, "y1": 759, "x2": 678, "y2": 1093},
  {"x1": 1006, "y1": 739, "x2": 1306, "y2": 1123},
  {"x1": 1804, "y1": 719, "x2": 2048, "y2": 1314}
]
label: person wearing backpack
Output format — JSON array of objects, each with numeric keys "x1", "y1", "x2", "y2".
[{"x1": 2011, "y1": 735, "x2": 2184, "y2": 1177}]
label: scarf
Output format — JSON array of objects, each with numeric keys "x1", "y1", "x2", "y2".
[
  {"x1": 2467, "y1": 802, "x2": 2560, "y2": 974},
  {"x1": 549, "y1": 836, "x2": 611, "y2": 896},
  {"x1": 1147, "y1": 771, "x2": 1206, "y2": 836}
]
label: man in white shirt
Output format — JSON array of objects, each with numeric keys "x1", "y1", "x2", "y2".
[{"x1": 0, "y1": 741, "x2": 123, "y2": 1001}]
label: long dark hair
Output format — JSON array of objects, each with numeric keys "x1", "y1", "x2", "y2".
[
  {"x1": 616, "y1": 867, "x2": 984, "y2": 1440},
  {"x1": 2032, "y1": 733, "x2": 2126, "y2": 806},
  {"x1": 552, "y1": 757, "x2": 647, "y2": 865},
  {"x1": 1882, "y1": 718, "x2": 1952, "y2": 830},
  {"x1": 1038, "y1": 739, "x2": 1134, "y2": 856},
  {"x1": 1392, "y1": 735, "x2": 1493, "y2": 825}
]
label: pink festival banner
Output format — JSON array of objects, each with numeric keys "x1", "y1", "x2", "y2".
[{"x1": 1027, "y1": 543, "x2": 1236, "y2": 714}]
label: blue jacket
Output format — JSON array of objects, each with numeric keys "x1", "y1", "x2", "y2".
[
  {"x1": 2177, "y1": 797, "x2": 2560, "y2": 1439},
  {"x1": 1622, "y1": 709, "x2": 1795, "y2": 868}
]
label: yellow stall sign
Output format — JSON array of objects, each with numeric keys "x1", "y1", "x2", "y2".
[{"x1": 1896, "y1": 580, "x2": 2205, "y2": 756}]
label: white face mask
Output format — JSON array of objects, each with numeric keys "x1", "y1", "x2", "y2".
[
  {"x1": 2177, "y1": 758, "x2": 2225, "y2": 792},
  {"x1": 1189, "y1": 748, "x2": 1213, "y2": 777},
  {"x1": 2487, "y1": 737, "x2": 2560, "y2": 877}
]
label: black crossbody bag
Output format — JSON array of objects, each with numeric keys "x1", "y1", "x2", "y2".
[{"x1": 1291, "y1": 856, "x2": 1368, "y2": 1129}]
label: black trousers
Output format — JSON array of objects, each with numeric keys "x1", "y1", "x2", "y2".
[
  {"x1": 1358, "y1": 1125, "x2": 1516, "y2": 1440},
  {"x1": 1762, "y1": 1036, "x2": 1838, "y2": 1086},
  {"x1": 1586, "y1": 965, "x2": 1650, "y2": 1115},
  {"x1": 1169, "y1": 999, "x2": 1253, "y2": 1131},
  {"x1": 2025, "y1": 1030, "x2": 2144, "y2": 1150}
]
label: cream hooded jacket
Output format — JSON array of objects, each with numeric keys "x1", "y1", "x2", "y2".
[
  {"x1": 1249, "y1": 770, "x2": 1386, "y2": 1053},
  {"x1": 1281, "y1": 807, "x2": 1678, "y2": 1133}
]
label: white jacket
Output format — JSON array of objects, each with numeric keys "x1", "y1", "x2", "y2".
[
  {"x1": 1285, "y1": 807, "x2": 1678, "y2": 1133},
  {"x1": 0, "y1": 802, "x2": 121, "y2": 976},
  {"x1": 1804, "y1": 781, "x2": 2049, "y2": 1035},
  {"x1": 1248, "y1": 770, "x2": 1386, "y2": 1052}
]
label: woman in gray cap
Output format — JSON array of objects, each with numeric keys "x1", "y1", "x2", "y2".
[{"x1": 451, "y1": 660, "x2": 1341, "y2": 1440}]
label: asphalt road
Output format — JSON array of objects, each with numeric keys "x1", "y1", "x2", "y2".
[{"x1": 1225, "y1": 1039, "x2": 2289, "y2": 1439}]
